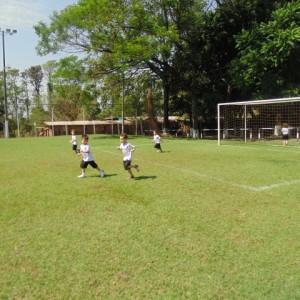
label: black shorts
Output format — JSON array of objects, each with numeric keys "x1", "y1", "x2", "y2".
[
  {"x1": 80, "y1": 160, "x2": 98, "y2": 169},
  {"x1": 72, "y1": 145, "x2": 77, "y2": 151},
  {"x1": 123, "y1": 160, "x2": 131, "y2": 170},
  {"x1": 282, "y1": 134, "x2": 289, "y2": 140},
  {"x1": 154, "y1": 143, "x2": 161, "y2": 149}
]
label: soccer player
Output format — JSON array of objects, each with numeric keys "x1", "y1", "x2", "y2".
[
  {"x1": 70, "y1": 129, "x2": 80, "y2": 154},
  {"x1": 78, "y1": 134, "x2": 105, "y2": 178},
  {"x1": 152, "y1": 130, "x2": 163, "y2": 152},
  {"x1": 281, "y1": 123, "x2": 289, "y2": 146},
  {"x1": 117, "y1": 133, "x2": 140, "y2": 179}
]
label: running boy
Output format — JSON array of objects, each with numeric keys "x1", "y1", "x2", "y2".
[
  {"x1": 152, "y1": 130, "x2": 163, "y2": 152},
  {"x1": 70, "y1": 129, "x2": 80, "y2": 154},
  {"x1": 117, "y1": 133, "x2": 139, "y2": 179},
  {"x1": 78, "y1": 134, "x2": 105, "y2": 178}
]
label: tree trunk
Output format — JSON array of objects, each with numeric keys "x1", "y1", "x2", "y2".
[
  {"x1": 191, "y1": 95, "x2": 199, "y2": 138},
  {"x1": 146, "y1": 88, "x2": 158, "y2": 132},
  {"x1": 163, "y1": 83, "x2": 170, "y2": 133}
]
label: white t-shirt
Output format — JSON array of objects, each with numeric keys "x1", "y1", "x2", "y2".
[
  {"x1": 281, "y1": 127, "x2": 289, "y2": 135},
  {"x1": 119, "y1": 142, "x2": 135, "y2": 161},
  {"x1": 153, "y1": 134, "x2": 161, "y2": 144},
  {"x1": 80, "y1": 144, "x2": 94, "y2": 162},
  {"x1": 71, "y1": 134, "x2": 77, "y2": 145}
]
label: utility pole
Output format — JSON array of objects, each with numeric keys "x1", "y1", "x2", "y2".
[{"x1": 1, "y1": 28, "x2": 17, "y2": 138}]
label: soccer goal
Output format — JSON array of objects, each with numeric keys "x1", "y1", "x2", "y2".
[{"x1": 217, "y1": 97, "x2": 300, "y2": 145}]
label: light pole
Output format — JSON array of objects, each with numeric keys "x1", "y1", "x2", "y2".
[
  {"x1": 121, "y1": 73, "x2": 125, "y2": 133},
  {"x1": 1, "y1": 28, "x2": 17, "y2": 138},
  {"x1": 16, "y1": 97, "x2": 20, "y2": 138}
]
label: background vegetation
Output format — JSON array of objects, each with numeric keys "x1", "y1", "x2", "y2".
[
  {"x1": 0, "y1": 135, "x2": 299, "y2": 298},
  {"x1": 1, "y1": 0, "x2": 300, "y2": 137}
]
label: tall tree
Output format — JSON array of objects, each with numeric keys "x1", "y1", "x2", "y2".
[
  {"x1": 34, "y1": 0, "x2": 208, "y2": 131},
  {"x1": 27, "y1": 65, "x2": 44, "y2": 105},
  {"x1": 51, "y1": 56, "x2": 101, "y2": 120},
  {"x1": 20, "y1": 71, "x2": 32, "y2": 121},
  {"x1": 229, "y1": 1, "x2": 300, "y2": 99},
  {"x1": 43, "y1": 60, "x2": 58, "y2": 106},
  {"x1": 6, "y1": 68, "x2": 22, "y2": 134},
  {"x1": 208, "y1": 0, "x2": 295, "y2": 101}
]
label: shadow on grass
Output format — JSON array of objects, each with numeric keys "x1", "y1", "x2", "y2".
[
  {"x1": 134, "y1": 175, "x2": 157, "y2": 180},
  {"x1": 88, "y1": 173, "x2": 118, "y2": 178}
]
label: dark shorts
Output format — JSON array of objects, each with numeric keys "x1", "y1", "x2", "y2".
[
  {"x1": 80, "y1": 160, "x2": 98, "y2": 169},
  {"x1": 123, "y1": 160, "x2": 131, "y2": 170},
  {"x1": 72, "y1": 145, "x2": 77, "y2": 151},
  {"x1": 282, "y1": 134, "x2": 289, "y2": 140},
  {"x1": 154, "y1": 143, "x2": 161, "y2": 149}
]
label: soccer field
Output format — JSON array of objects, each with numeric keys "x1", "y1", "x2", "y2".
[{"x1": 0, "y1": 135, "x2": 299, "y2": 299}]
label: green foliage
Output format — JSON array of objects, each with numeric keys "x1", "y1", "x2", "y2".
[
  {"x1": 27, "y1": 65, "x2": 43, "y2": 97},
  {"x1": 18, "y1": 0, "x2": 300, "y2": 130},
  {"x1": 48, "y1": 56, "x2": 101, "y2": 120},
  {"x1": 30, "y1": 106, "x2": 50, "y2": 127},
  {"x1": 229, "y1": 1, "x2": 300, "y2": 98},
  {"x1": 34, "y1": 0, "x2": 208, "y2": 128},
  {"x1": 52, "y1": 56, "x2": 84, "y2": 85}
]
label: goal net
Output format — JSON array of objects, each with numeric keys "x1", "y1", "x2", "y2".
[{"x1": 217, "y1": 97, "x2": 300, "y2": 146}]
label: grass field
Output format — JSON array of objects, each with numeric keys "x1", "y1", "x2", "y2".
[{"x1": 0, "y1": 135, "x2": 299, "y2": 299}]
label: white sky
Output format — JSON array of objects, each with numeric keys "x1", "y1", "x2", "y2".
[{"x1": 0, "y1": 0, "x2": 77, "y2": 71}]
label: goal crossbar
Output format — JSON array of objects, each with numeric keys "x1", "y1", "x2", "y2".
[{"x1": 218, "y1": 96, "x2": 300, "y2": 107}]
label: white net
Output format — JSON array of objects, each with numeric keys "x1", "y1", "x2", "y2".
[{"x1": 217, "y1": 97, "x2": 300, "y2": 146}]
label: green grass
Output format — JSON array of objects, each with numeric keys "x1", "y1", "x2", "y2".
[{"x1": 0, "y1": 135, "x2": 299, "y2": 299}]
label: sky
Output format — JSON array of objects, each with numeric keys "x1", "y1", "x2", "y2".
[{"x1": 0, "y1": 0, "x2": 77, "y2": 72}]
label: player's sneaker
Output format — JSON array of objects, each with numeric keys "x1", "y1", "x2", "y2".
[
  {"x1": 100, "y1": 170, "x2": 105, "y2": 178},
  {"x1": 135, "y1": 165, "x2": 140, "y2": 172},
  {"x1": 78, "y1": 173, "x2": 86, "y2": 178},
  {"x1": 128, "y1": 175, "x2": 134, "y2": 179}
]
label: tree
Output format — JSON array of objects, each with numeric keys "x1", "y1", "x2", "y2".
[
  {"x1": 43, "y1": 60, "x2": 58, "y2": 105},
  {"x1": 168, "y1": 0, "x2": 210, "y2": 136},
  {"x1": 33, "y1": 0, "x2": 295, "y2": 133},
  {"x1": 34, "y1": 0, "x2": 208, "y2": 131},
  {"x1": 50, "y1": 56, "x2": 101, "y2": 120},
  {"x1": 229, "y1": 1, "x2": 300, "y2": 99},
  {"x1": 27, "y1": 65, "x2": 44, "y2": 106},
  {"x1": 20, "y1": 70, "x2": 32, "y2": 121},
  {"x1": 178, "y1": 0, "x2": 295, "y2": 129},
  {"x1": 6, "y1": 68, "x2": 23, "y2": 136}
]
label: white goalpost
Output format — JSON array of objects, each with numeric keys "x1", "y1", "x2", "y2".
[{"x1": 217, "y1": 97, "x2": 300, "y2": 146}]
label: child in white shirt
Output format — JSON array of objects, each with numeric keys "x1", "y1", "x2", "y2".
[
  {"x1": 117, "y1": 133, "x2": 140, "y2": 179},
  {"x1": 281, "y1": 123, "x2": 289, "y2": 146},
  {"x1": 78, "y1": 135, "x2": 104, "y2": 178},
  {"x1": 70, "y1": 129, "x2": 79, "y2": 154},
  {"x1": 152, "y1": 131, "x2": 163, "y2": 152}
]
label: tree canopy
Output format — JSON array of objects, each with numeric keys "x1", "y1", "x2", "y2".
[{"x1": 2, "y1": 0, "x2": 300, "y2": 137}]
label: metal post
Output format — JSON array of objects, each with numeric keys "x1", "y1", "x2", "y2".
[
  {"x1": 121, "y1": 73, "x2": 124, "y2": 133},
  {"x1": 16, "y1": 98, "x2": 20, "y2": 137},
  {"x1": 217, "y1": 104, "x2": 220, "y2": 145},
  {"x1": 51, "y1": 107, "x2": 54, "y2": 136},
  {"x1": 1, "y1": 28, "x2": 17, "y2": 138},
  {"x1": 83, "y1": 108, "x2": 85, "y2": 135},
  {"x1": 244, "y1": 105, "x2": 247, "y2": 143},
  {"x1": 2, "y1": 30, "x2": 8, "y2": 138}
]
